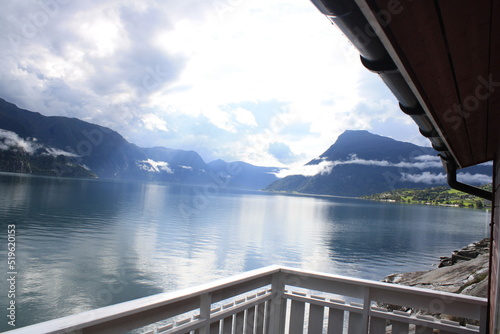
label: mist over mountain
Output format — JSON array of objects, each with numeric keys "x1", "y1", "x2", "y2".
[
  {"x1": 0, "y1": 98, "x2": 278, "y2": 189},
  {"x1": 266, "y1": 130, "x2": 492, "y2": 197}
]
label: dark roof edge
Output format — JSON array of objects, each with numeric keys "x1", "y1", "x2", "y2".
[{"x1": 309, "y1": 0, "x2": 458, "y2": 166}]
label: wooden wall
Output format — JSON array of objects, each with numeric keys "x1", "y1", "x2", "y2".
[{"x1": 490, "y1": 147, "x2": 499, "y2": 332}]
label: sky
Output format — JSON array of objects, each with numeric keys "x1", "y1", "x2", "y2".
[{"x1": 0, "y1": 0, "x2": 428, "y2": 167}]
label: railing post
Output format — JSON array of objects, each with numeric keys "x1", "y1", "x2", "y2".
[
  {"x1": 198, "y1": 293, "x2": 212, "y2": 334},
  {"x1": 268, "y1": 271, "x2": 286, "y2": 334}
]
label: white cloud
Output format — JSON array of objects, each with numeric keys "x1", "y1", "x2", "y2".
[
  {"x1": 457, "y1": 173, "x2": 492, "y2": 185},
  {"x1": 330, "y1": 155, "x2": 442, "y2": 169},
  {"x1": 276, "y1": 154, "x2": 443, "y2": 178},
  {"x1": 400, "y1": 172, "x2": 446, "y2": 185},
  {"x1": 401, "y1": 172, "x2": 491, "y2": 185},
  {"x1": 137, "y1": 159, "x2": 173, "y2": 173},
  {"x1": 0, "y1": 129, "x2": 79, "y2": 157},
  {"x1": 232, "y1": 107, "x2": 257, "y2": 127},
  {"x1": 204, "y1": 107, "x2": 235, "y2": 133},
  {"x1": 275, "y1": 160, "x2": 335, "y2": 178},
  {"x1": 43, "y1": 147, "x2": 79, "y2": 158},
  {"x1": 414, "y1": 155, "x2": 440, "y2": 162},
  {"x1": 142, "y1": 113, "x2": 168, "y2": 131},
  {"x1": 0, "y1": 129, "x2": 39, "y2": 154}
]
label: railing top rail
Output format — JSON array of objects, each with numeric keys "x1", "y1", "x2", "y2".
[{"x1": 279, "y1": 266, "x2": 488, "y2": 305}]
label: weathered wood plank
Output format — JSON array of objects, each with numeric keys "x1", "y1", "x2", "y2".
[
  {"x1": 289, "y1": 298, "x2": 306, "y2": 334},
  {"x1": 234, "y1": 311, "x2": 245, "y2": 334},
  {"x1": 368, "y1": 316, "x2": 386, "y2": 334},
  {"x1": 246, "y1": 306, "x2": 255, "y2": 332},
  {"x1": 254, "y1": 302, "x2": 268, "y2": 334},
  {"x1": 308, "y1": 303, "x2": 324, "y2": 334},
  {"x1": 327, "y1": 307, "x2": 344, "y2": 334},
  {"x1": 392, "y1": 320, "x2": 409, "y2": 334},
  {"x1": 415, "y1": 325, "x2": 434, "y2": 334},
  {"x1": 222, "y1": 315, "x2": 233, "y2": 334},
  {"x1": 209, "y1": 320, "x2": 221, "y2": 334},
  {"x1": 347, "y1": 311, "x2": 362, "y2": 334}
]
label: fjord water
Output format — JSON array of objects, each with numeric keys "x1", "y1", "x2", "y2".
[{"x1": 0, "y1": 173, "x2": 490, "y2": 330}]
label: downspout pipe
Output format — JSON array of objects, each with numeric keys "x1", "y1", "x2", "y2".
[{"x1": 445, "y1": 162, "x2": 492, "y2": 201}]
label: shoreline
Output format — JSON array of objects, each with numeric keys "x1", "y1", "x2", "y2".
[
  {"x1": 263, "y1": 189, "x2": 492, "y2": 211},
  {"x1": 382, "y1": 239, "x2": 490, "y2": 298},
  {"x1": 259, "y1": 189, "x2": 360, "y2": 200},
  {"x1": 370, "y1": 197, "x2": 491, "y2": 211}
]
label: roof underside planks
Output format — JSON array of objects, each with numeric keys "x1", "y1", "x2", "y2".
[{"x1": 363, "y1": 0, "x2": 498, "y2": 169}]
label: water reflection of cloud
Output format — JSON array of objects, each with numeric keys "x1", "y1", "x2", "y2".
[{"x1": 126, "y1": 188, "x2": 340, "y2": 290}]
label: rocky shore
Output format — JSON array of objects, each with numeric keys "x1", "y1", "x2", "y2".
[{"x1": 382, "y1": 239, "x2": 490, "y2": 298}]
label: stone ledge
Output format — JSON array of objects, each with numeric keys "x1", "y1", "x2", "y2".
[{"x1": 382, "y1": 239, "x2": 490, "y2": 298}]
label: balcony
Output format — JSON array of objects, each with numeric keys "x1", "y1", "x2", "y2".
[{"x1": 6, "y1": 266, "x2": 487, "y2": 334}]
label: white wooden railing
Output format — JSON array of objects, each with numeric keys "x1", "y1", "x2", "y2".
[{"x1": 5, "y1": 266, "x2": 487, "y2": 334}]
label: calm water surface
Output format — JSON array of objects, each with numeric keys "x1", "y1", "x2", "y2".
[{"x1": 0, "y1": 173, "x2": 490, "y2": 330}]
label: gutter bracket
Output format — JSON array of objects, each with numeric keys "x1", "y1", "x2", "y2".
[{"x1": 445, "y1": 162, "x2": 492, "y2": 201}]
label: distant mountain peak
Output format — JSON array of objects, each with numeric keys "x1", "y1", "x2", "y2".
[
  {"x1": 339, "y1": 129, "x2": 371, "y2": 135},
  {"x1": 332, "y1": 130, "x2": 403, "y2": 148},
  {"x1": 208, "y1": 159, "x2": 226, "y2": 166},
  {"x1": 308, "y1": 130, "x2": 434, "y2": 165},
  {"x1": 266, "y1": 130, "x2": 494, "y2": 197}
]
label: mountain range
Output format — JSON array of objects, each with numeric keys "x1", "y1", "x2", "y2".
[
  {"x1": 0, "y1": 98, "x2": 279, "y2": 190},
  {"x1": 265, "y1": 130, "x2": 492, "y2": 197},
  {"x1": 0, "y1": 98, "x2": 492, "y2": 196}
]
